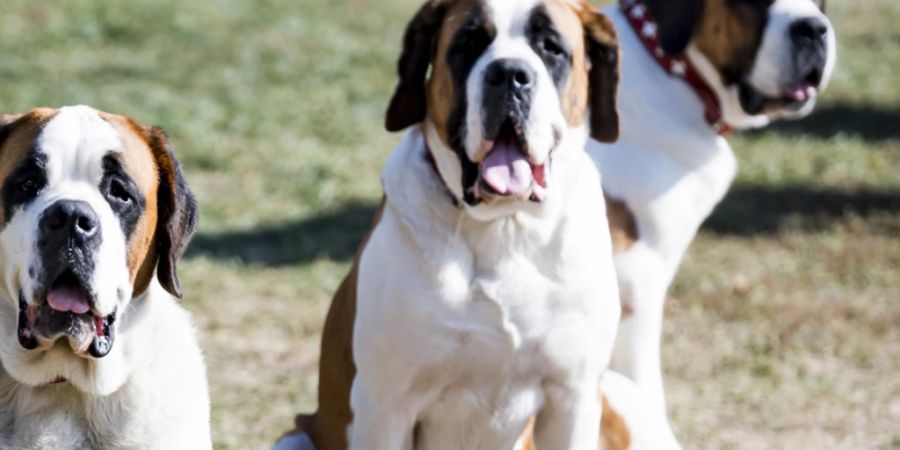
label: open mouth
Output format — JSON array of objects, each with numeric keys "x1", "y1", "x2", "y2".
[
  {"x1": 17, "y1": 269, "x2": 116, "y2": 358},
  {"x1": 474, "y1": 120, "x2": 547, "y2": 203},
  {"x1": 740, "y1": 67, "x2": 822, "y2": 115},
  {"x1": 785, "y1": 67, "x2": 822, "y2": 104}
]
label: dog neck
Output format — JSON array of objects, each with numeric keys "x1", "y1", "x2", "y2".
[
  {"x1": 619, "y1": 0, "x2": 733, "y2": 136},
  {"x1": 422, "y1": 136, "x2": 462, "y2": 208}
]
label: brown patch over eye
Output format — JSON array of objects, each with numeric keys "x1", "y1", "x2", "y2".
[
  {"x1": 536, "y1": 2, "x2": 587, "y2": 128},
  {"x1": 428, "y1": 1, "x2": 495, "y2": 148},
  {"x1": 101, "y1": 115, "x2": 159, "y2": 296},
  {"x1": 692, "y1": 0, "x2": 769, "y2": 85},
  {"x1": 0, "y1": 109, "x2": 57, "y2": 226}
]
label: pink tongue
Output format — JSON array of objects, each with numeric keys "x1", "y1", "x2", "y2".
[
  {"x1": 47, "y1": 286, "x2": 90, "y2": 314},
  {"x1": 788, "y1": 83, "x2": 817, "y2": 102},
  {"x1": 481, "y1": 138, "x2": 533, "y2": 196}
]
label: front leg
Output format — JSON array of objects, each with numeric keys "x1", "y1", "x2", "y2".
[
  {"x1": 533, "y1": 380, "x2": 601, "y2": 450},
  {"x1": 348, "y1": 379, "x2": 417, "y2": 450},
  {"x1": 611, "y1": 245, "x2": 680, "y2": 449}
]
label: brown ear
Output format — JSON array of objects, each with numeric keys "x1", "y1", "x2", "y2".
[
  {"x1": 0, "y1": 114, "x2": 23, "y2": 126},
  {"x1": 583, "y1": 10, "x2": 621, "y2": 143},
  {"x1": 147, "y1": 127, "x2": 198, "y2": 299},
  {"x1": 645, "y1": 0, "x2": 704, "y2": 55},
  {"x1": 384, "y1": 0, "x2": 447, "y2": 132},
  {"x1": 0, "y1": 114, "x2": 24, "y2": 152}
]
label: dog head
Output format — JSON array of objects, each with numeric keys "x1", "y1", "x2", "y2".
[
  {"x1": 386, "y1": 0, "x2": 619, "y2": 217},
  {"x1": 645, "y1": 0, "x2": 835, "y2": 128},
  {"x1": 0, "y1": 106, "x2": 196, "y2": 394}
]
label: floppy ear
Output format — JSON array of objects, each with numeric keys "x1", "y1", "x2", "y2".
[
  {"x1": 147, "y1": 127, "x2": 198, "y2": 299},
  {"x1": 645, "y1": 0, "x2": 704, "y2": 55},
  {"x1": 583, "y1": 10, "x2": 620, "y2": 143},
  {"x1": 0, "y1": 114, "x2": 22, "y2": 126},
  {"x1": 384, "y1": 0, "x2": 447, "y2": 132},
  {"x1": 0, "y1": 114, "x2": 24, "y2": 149}
]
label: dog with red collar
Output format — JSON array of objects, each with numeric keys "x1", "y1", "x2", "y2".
[{"x1": 586, "y1": 0, "x2": 836, "y2": 447}]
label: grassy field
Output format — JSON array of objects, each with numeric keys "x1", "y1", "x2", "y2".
[{"x1": 1, "y1": 0, "x2": 898, "y2": 448}]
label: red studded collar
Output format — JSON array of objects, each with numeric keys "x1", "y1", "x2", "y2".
[{"x1": 620, "y1": 0, "x2": 734, "y2": 135}]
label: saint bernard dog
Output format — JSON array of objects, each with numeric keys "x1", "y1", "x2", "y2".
[
  {"x1": 586, "y1": 0, "x2": 836, "y2": 447},
  {"x1": 0, "y1": 106, "x2": 211, "y2": 449},
  {"x1": 276, "y1": 0, "x2": 623, "y2": 449}
]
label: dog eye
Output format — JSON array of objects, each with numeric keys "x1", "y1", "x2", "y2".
[
  {"x1": 18, "y1": 175, "x2": 42, "y2": 194},
  {"x1": 456, "y1": 28, "x2": 490, "y2": 50},
  {"x1": 108, "y1": 180, "x2": 132, "y2": 205},
  {"x1": 542, "y1": 38, "x2": 565, "y2": 57}
]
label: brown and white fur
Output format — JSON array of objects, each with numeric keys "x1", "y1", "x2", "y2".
[
  {"x1": 276, "y1": 1, "x2": 623, "y2": 449},
  {"x1": 0, "y1": 106, "x2": 211, "y2": 449},
  {"x1": 588, "y1": 0, "x2": 836, "y2": 447}
]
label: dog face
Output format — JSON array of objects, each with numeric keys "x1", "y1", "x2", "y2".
[
  {"x1": 0, "y1": 106, "x2": 196, "y2": 394},
  {"x1": 646, "y1": 0, "x2": 835, "y2": 127},
  {"x1": 386, "y1": 0, "x2": 619, "y2": 215}
]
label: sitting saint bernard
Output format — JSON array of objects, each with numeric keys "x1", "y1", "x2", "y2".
[
  {"x1": 0, "y1": 106, "x2": 211, "y2": 449},
  {"x1": 586, "y1": 0, "x2": 836, "y2": 447},
  {"x1": 276, "y1": 0, "x2": 623, "y2": 449}
]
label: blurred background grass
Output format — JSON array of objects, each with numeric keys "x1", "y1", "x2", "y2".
[{"x1": 1, "y1": 0, "x2": 897, "y2": 448}]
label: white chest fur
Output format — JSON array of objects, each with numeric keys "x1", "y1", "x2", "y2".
[
  {"x1": 0, "y1": 288, "x2": 211, "y2": 450},
  {"x1": 588, "y1": 8, "x2": 738, "y2": 275},
  {"x1": 350, "y1": 129, "x2": 620, "y2": 450},
  {"x1": 0, "y1": 377, "x2": 140, "y2": 449}
]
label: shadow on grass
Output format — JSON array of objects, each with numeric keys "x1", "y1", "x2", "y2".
[
  {"x1": 704, "y1": 183, "x2": 900, "y2": 235},
  {"x1": 753, "y1": 102, "x2": 900, "y2": 141},
  {"x1": 187, "y1": 184, "x2": 900, "y2": 267},
  {"x1": 186, "y1": 202, "x2": 378, "y2": 266}
]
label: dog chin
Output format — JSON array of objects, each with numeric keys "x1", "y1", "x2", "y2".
[
  {"x1": 771, "y1": 97, "x2": 818, "y2": 120},
  {"x1": 721, "y1": 83, "x2": 818, "y2": 130},
  {"x1": 739, "y1": 78, "x2": 821, "y2": 117},
  {"x1": 0, "y1": 274, "x2": 130, "y2": 395},
  {"x1": 1, "y1": 337, "x2": 128, "y2": 396}
]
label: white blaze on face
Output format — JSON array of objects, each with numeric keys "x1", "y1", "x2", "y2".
[
  {"x1": 2, "y1": 106, "x2": 132, "y2": 316},
  {"x1": 464, "y1": 0, "x2": 568, "y2": 166}
]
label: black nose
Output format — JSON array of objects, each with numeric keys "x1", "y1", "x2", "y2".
[
  {"x1": 790, "y1": 17, "x2": 828, "y2": 45},
  {"x1": 39, "y1": 200, "x2": 101, "y2": 246},
  {"x1": 484, "y1": 59, "x2": 536, "y2": 98}
]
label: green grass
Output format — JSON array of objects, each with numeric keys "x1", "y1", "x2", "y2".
[{"x1": 1, "y1": 0, "x2": 898, "y2": 448}]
